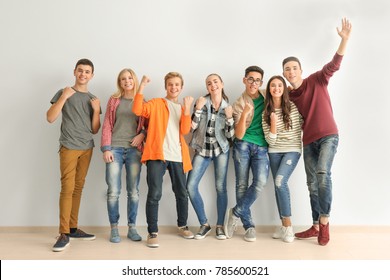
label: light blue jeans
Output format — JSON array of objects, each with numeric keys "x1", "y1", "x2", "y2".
[
  {"x1": 232, "y1": 140, "x2": 269, "y2": 230},
  {"x1": 303, "y1": 134, "x2": 339, "y2": 224},
  {"x1": 187, "y1": 151, "x2": 230, "y2": 226},
  {"x1": 269, "y1": 152, "x2": 301, "y2": 219},
  {"x1": 106, "y1": 147, "x2": 141, "y2": 226}
]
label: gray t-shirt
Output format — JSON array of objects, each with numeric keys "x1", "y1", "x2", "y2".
[
  {"x1": 50, "y1": 88, "x2": 99, "y2": 150},
  {"x1": 111, "y1": 98, "x2": 138, "y2": 148}
]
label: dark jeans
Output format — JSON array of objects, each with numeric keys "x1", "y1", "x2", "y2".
[{"x1": 146, "y1": 160, "x2": 189, "y2": 234}]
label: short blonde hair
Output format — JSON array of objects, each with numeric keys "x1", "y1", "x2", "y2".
[{"x1": 164, "y1": 72, "x2": 183, "y2": 89}]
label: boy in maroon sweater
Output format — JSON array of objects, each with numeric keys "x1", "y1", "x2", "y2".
[{"x1": 282, "y1": 18, "x2": 352, "y2": 246}]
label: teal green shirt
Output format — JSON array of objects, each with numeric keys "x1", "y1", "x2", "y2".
[{"x1": 242, "y1": 95, "x2": 267, "y2": 147}]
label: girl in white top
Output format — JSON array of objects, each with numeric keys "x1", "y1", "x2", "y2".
[{"x1": 262, "y1": 75, "x2": 303, "y2": 243}]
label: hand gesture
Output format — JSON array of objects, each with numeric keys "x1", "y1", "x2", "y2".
[
  {"x1": 337, "y1": 18, "x2": 352, "y2": 40},
  {"x1": 242, "y1": 101, "x2": 253, "y2": 116},
  {"x1": 224, "y1": 105, "x2": 233, "y2": 119},
  {"x1": 140, "y1": 75, "x2": 151, "y2": 86},
  {"x1": 139, "y1": 76, "x2": 151, "y2": 93},
  {"x1": 62, "y1": 87, "x2": 76, "y2": 99},
  {"x1": 183, "y1": 96, "x2": 194, "y2": 109},
  {"x1": 195, "y1": 96, "x2": 207, "y2": 110},
  {"x1": 90, "y1": 97, "x2": 100, "y2": 112},
  {"x1": 270, "y1": 112, "x2": 277, "y2": 125},
  {"x1": 183, "y1": 96, "x2": 194, "y2": 115}
]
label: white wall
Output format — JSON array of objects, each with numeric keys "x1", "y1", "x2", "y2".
[{"x1": 0, "y1": 0, "x2": 389, "y2": 227}]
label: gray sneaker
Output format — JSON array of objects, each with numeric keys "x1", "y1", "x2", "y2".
[
  {"x1": 110, "y1": 228, "x2": 121, "y2": 243},
  {"x1": 224, "y1": 208, "x2": 239, "y2": 238},
  {"x1": 244, "y1": 227, "x2": 256, "y2": 242},
  {"x1": 127, "y1": 227, "x2": 142, "y2": 241},
  {"x1": 52, "y1": 234, "x2": 70, "y2": 252}
]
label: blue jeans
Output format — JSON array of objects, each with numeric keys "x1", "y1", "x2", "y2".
[
  {"x1": 303, "y1": 134, "x2": 339, "y2": 223},
  {"x1": 106, "y1": 147, "x2": 141, "y2": 226},
  {"x1": 232, "y1": 140, "x2": 269, "y2": 230},
  {"x1": 269, "y1": 152, "x2": 301, "y2": 219},
  {"x1": 187, "y1": 151, "x2": 230, "y2": 226},
  {"x1": 146, "y1": 160, "x2": 189, "y2": 234}
]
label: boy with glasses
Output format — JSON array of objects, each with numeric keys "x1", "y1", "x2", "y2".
[{"x1": 224, "y1": 66, "x2": 269, "y2": 242}]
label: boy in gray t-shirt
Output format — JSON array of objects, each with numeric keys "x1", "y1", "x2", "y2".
[{"x1": 46, "y1": 58, "x2": 101, "y2": 252}]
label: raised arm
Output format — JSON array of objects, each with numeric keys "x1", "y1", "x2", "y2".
[
  {"x1": 234, "y1": 101, "x2": 253, "y2": 139},
  {"x1": 133, "y1": 75, "x2": 151, "y2": 117},
  {"x1": 336, "y1": 17, "x2": 352, "y2": 56},
  {"x1": 46, "y1": 87, "x2": 75, "y2": 123}
]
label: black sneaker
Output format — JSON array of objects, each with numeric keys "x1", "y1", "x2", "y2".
[
  {"x1": 194, "y1": 224, "x2": 211, "y2": 240},
  {"x1": 216, "y1": 227, "x2": 227, "y2": 240},
  {"x1": 69, "y1": 229, "x2": 96, "y2": 240},
  {"x1": 52, "y1": 234, "x2": 70, "y2": 252}
]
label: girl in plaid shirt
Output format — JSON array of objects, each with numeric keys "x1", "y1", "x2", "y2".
[{"x1": 187, "y1": 73, "x2": 235, "y2": 240}]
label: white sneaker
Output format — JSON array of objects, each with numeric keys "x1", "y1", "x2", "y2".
[
  {"x1": 272, "y1": 226, "x2": 295, "y2": 243},
  {"x1": 282, "y1": 226, "x2": 294, "y2": 243},
  {"x1": 224, "y1": 208, "x2": 239, "y2": 239},
  {"x1": 272, "y1": 227, "x2": 284, "y2": 239}
]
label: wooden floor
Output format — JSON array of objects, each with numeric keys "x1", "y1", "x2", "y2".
[{"x1": 1, "y1": 225, "x2": 390, "y2": 260}]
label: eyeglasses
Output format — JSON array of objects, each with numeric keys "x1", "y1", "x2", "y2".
[{"x1": 246, "y1": 77, "x2": 262, "y2": 85}]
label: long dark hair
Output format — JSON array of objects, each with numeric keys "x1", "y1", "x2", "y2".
[{"x1": 264, "y1": 75, "x2": 291, "y2": 130}]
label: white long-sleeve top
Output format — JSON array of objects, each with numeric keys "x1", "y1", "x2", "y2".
[{"x1": 262, "y1": 101, "x2": 303, "y2": 153}]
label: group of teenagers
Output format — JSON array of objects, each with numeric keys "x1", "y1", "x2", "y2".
[{"x1": 47, "y1": 18, "x2": 352, "y2": 251}]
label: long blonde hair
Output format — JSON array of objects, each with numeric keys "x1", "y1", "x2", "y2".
[{"x1": 112, "y1": 68, "x2": 139, "y2": 98}]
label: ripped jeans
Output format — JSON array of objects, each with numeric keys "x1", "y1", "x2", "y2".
[
  {"x1": 303, "y1": 134, "x2": 339, "y2": 223},
  {"x1": 269, "y1": 152, "x2": 301, "y2": 219},
  {"x1": 232, "y1": 140, "x2": 269, "y2": 230}
]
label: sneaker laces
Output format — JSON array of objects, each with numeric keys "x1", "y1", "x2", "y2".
[
  {"x1": 74, "y1": 229, "x2": 86, "y2": 235},
  {"x1": 111, "y1": 228, "x2": 119, "y2": 236},
  {"x1": 55, "y1": 233, "x2": 68, "y2": 241},
  {"x1": 180, "y1": 226, "x2": 190, "y2": 232},
  {"x1": 231, "y1": 217, "x2": 238, "y2": 232},
  {"x1": 216, "y1": 227, "x2": 225, "y2": 235}
]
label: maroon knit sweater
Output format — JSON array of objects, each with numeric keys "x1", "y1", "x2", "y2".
[{"x1": 289, "y1": 53, "x2": 343, "y2": 146}]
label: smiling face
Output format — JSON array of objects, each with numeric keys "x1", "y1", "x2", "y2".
[
  {"x1": 269, "y1": 77, "x2": 284, "y2": 99},
  {"x1": 119, "y1": 71, "x2": 135, "y2": 93},
  {"x1": 243, "y1": 71, "x2": 263, "y2": 97},
  {"x1": 74, "y1": 64, "x2": 94, "y2": 86},
  {"x1": 283, "y1": 60, "x2": 303, "y2": 88},
  {"x1": 206, "y1": 74, "x2": 223, "y2": 98},
  {"x1": 165, "y1": 77, "x2": 183, "y2": 102}
]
